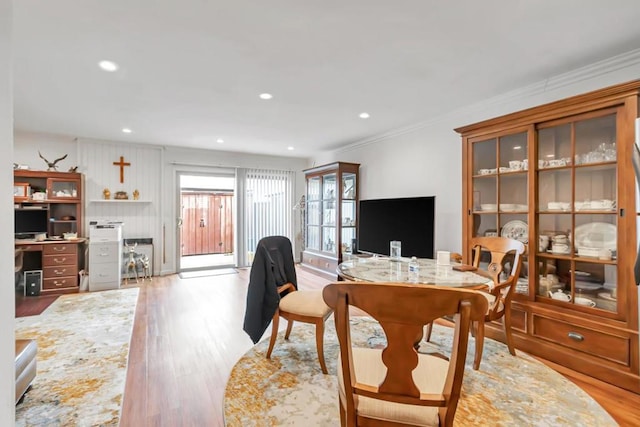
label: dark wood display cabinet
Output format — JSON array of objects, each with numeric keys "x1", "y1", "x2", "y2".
[
  {"x1": 456, "y1": 80, "x2": 640, "y2": 393},
  {"x1": 301, "y1": 162, "x2": 360, "y2": 279}
]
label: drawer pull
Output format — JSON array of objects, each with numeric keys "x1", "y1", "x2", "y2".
[
  {"x1": 55, "y1": 269, "x2": 66, "y2": 275},
  {"x1": 567, "y1": 332, "x2": 584, "y2": 342},
  {"x1": 55, "y1": 258, "x2": 67, "y2": 264},
  {"x1": 54, "y1": 280, "x2": 66, "y2": 287},
  {"x1": 53, "y1": 247, "x2": 66, "y2": 252}
]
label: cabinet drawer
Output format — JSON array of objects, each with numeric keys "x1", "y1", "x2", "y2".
[
  {"x1": 533, "y1": 315, "x2": 630, "y2": 365},
  {"x1": 18, "y1": 244, "x2": 43, "y2": 252},
  {"x1": 43, "y1": 264, "x2": 78, "y2": 279},
  {"x1": 43, "y1": 254, "x2": 77, "y2": 267},
  {"x1": 43, "y1": 276, "x2": 78, "y2": 290},
  {"x1": 90, "y1": 263, "x2": 120, "y2": 283},
  {"x1": 302, "y1": 253, "x2": 338, "y2": 273},
  {"x1": 43, "y1": 243, "x2": 78, "y2": 255},
  {"x1": 89, "y1": 243, "x2": 120, "y2": 264}
]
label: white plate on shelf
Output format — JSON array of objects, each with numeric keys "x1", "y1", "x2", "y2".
[
  {"x1": 501, "y1": 220, "x2": 528, "y2": 243},
  {"x1": 577, "y1": 247, "x2": 600, "y2": 258},
  {"x1": 574, "y1": 222, "x2": 616, "y2": 250},
  {"x1": 597, "y1": 292, "x2": 617, "y2": 301},
  {"x1": 575, "y1": 281, "x2": 603, "y2": 291}
]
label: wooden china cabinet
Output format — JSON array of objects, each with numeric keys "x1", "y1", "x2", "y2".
[
  {"x1": 456, "y1": 80, "x2": 640, "y2": 393},
  {"x1": 301, "y1": 162, "x2": 360, "y2": 279}
]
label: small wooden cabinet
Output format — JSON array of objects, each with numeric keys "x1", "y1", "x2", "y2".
[
  {"x1": 301, "y1": 162, "x2": 360, "y2": 278},
  {"x1": 456, "y1": 80, "x2": 640, "y2": 392},
  {"x1": 13, "y1": 170, "x2": 84, "y2": 238}
]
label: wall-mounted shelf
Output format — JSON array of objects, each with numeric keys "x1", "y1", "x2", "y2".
[{"x1": 89, "y1": 199, "x2": 151, "y2": 203}]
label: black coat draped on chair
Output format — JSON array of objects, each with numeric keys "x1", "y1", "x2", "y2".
[{"x1": 243, "y1": 236, "x2": 297, "y2": 343}]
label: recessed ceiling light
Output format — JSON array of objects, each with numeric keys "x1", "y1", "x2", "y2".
[
  {"x1": 122, "y1": 128, "x2": 132, "y2": 134},
  {"x1": 99, "y1": 60, "x2": 119, "y2": 72},
  {"x1": 359, "y1": 112, "x2": 370, "y2": 119},
  {"x1": 259, "y1": 93, "x2": 273, "y2": 100},
  {"x1": 287, "y1": 146, "x2": 294, "y2": 151},
  {"x1": 217, "y1": 138, "x2": 224, "y2": 144},
  {"x1": 513, "y1": 146, "x2": 522, "y2": 150}
]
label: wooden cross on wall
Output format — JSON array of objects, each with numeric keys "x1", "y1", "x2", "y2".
[{"x1": 113, "y1": 156, "x2": 131, "y2": 183}]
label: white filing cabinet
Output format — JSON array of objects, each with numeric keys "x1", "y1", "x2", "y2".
[{"x1": 89, "y1": 222, "x2": 123, "y2": 291}]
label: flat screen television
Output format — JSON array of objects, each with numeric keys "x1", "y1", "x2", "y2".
[
  {"x1": 358, "y1": 196, "x2": 435, "y2": 258},
  {"x1": 15, "y1": 209, "x2": 49, "y2": 237}
]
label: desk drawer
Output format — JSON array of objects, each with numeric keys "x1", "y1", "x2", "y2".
[
  {"x1": 43, "y1": 276, "x2": 77, "y2": 290},
  {"x1": 533, "y1": 314, "x2": 630, "y2": 366},
  {"x1": 43, "y1": 264, "x2": 78, "y2": 279},
  {"x1": 43, "y1": 254, "x2": 77, "y2": 267},
  {"x1": 43, "y1": 243, "x2": 78, "y2": 255},
  {"x1": 17, "y1": 244, "x2": 43, "y2": 252}
]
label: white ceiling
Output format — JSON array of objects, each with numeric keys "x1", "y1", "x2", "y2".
[{"x1": 12, "y1": 1, "x2": 640, "y2": 158}]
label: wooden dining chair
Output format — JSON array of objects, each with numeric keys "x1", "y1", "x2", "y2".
[
  {"x1": 468, "y1": 236, "x2": 525, "y2": 370},
  {"x1": 424, "y1": 237, "x2": 525, "y2": 370},
  {"x1": 323, "y1": 281, "x2": 488, "y2": 427},
  {"x1": 250, "y1": 236, "x2": 332, "y2": 374}
]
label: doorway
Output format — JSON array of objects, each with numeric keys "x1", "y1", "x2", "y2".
[{"x1": 178, "y1": 173, "x2": 235, "y2": 271}]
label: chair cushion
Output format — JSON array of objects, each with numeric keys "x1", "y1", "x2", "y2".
[
  {"x1": 279, "y1": 290, "x2": 332, "y2": 317},
  {"x1": 337, "y1": 347, "x2": 447, "y2": 427}
]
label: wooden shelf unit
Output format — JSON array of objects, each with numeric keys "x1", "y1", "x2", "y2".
[{"x1": 456, "y1": 80, "x2": 640, "y2": 393}]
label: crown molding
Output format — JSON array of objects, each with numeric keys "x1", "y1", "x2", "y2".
[{"x1": 333, "y1": 48, "x2": 640, "y2": 154}]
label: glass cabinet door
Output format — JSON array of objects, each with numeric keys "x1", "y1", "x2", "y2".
[
  {"x1": 321, "y1": 173, "x2": 337, "y2": 254},
  {"x1": 48, "y1": 178, "x2": 79, "y2": 199},
  {"x1": 341, "y1": 172, "x2": 357, "y2": 254},
  {"x1": 306, "y1": 177, "x2": 321, "y2": 251},
  {"x1": 472, "y1": 131, "x2": 529, "y2": 294},
  {"x1": 536, "y1": 112, "x2": 618, "y2": 313}
]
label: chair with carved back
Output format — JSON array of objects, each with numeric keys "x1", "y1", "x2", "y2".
[
  {"x1": 424, "y1": 237, "x2": 525, "y2": 370},
  {"x1": 323, "y1": 281, "x2": 488, "y2": 427}
]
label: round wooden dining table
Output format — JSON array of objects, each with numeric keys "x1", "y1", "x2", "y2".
[{"x1": 337, "y1": 255, "x2": 492, "y2": 289}]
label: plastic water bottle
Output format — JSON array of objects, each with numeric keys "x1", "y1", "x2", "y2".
[{"x1": 408, "y1": 256, "x2": 420, "y2": 283}]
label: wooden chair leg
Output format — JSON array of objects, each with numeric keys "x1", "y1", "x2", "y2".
[
  {"x1": 503, "y1": 307, "x2": 516, "y2": 356},
  {"x1": 315, "y1": 319, "x2": 328, "y2": 374},
  {"x1": 266, "y1": 311, "x2": 279, "y2": 359},
  {"x1": 339, "y1": 397, "x2": 346, "y2": 427},
  {"x1": 424, "y1": 322, "x2": 433, "y2": 342},
  {"x1": 473, "y1": 320, "x2": 485, "y2": 370},
  {"x1": 284, "y1": 318, "x2": 294, "y2": 340}
]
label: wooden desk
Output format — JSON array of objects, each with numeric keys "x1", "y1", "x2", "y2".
[
  {"x1": 337, "y1": 256, "x2": 491, "y2": 288},
  {"x1": 15, "y1": 239, "x2": 86, "y2": 294}
]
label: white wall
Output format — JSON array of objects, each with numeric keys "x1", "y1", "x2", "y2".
[
  {"x1": 13, "y1": 130, "x2": 77, "y2": 171},
  {"x1": 313, "y1": 51, "x2": 640, "y2": 254},
  {"x1": 1, "y1": 0, "x2": 14, "y2": 423}
]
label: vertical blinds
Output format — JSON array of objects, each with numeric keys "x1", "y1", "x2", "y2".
[{"x1": 244, "y1": 168, "x2": 294, "y2": 263}]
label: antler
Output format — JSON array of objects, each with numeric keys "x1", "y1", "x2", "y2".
[
  {"x1": 52, "y1": 154, "x2": 68, "y2": 165},
  {"x1": 38, "y1": 151, "x2": 49, "y2": 163}
]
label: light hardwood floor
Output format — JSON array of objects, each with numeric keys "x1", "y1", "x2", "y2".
[{"x1": 120, "y1": 267, "x2": 640, "y2": 426}]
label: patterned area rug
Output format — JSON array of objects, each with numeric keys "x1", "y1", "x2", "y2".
[
  {"x1": 224, "y1": 318, "x2": 616, "y2": 426},
  {"x1": 15, "y1": 288, "x2": 139, "y2": 426}
]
